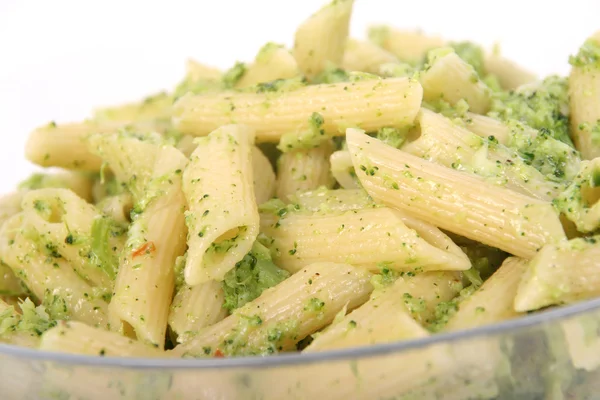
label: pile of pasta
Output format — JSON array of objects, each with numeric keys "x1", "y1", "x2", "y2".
[{"x1": 1, "y1": 0, "x2": 600, "y2": 363}]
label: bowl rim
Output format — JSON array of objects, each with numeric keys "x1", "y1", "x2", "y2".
[{"x1": 2, "y1": 295, "x2": 600, "y2": 370}]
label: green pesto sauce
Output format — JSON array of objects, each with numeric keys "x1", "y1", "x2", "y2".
[{"x1": 569, "y1": 38, "x2": 600, "y2": 68}]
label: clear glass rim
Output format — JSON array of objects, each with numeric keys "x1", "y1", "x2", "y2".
[{"x1": 3, "y1": 296, "x2": 599, "y2": 370}]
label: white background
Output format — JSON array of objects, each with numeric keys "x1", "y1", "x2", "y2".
[{"x1": 0, "y1": 0, "x2": 598, "y2": 192}]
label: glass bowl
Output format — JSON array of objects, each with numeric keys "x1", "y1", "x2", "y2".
[{"x1": 3, "y1": 297, "x2": 600, "y2": 399}]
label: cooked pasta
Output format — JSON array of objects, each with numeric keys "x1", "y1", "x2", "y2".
[{"x1": 2, "y1": 6, "x2": 600, "y2": 398}]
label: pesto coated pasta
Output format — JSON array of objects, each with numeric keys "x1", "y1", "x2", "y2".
[{"x1": 3, "y1": 1, "x2": 600, "y2": 389}]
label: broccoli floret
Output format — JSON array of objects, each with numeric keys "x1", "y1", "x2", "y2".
[
  {"x1": 90, "y1": 216, "x2": 126, "y2": 280},
  {"x1": 0, "y1": 298, "x2": 56, "y2": 338},
  {"x1": 314, "y1": 67, "x2": 349, "y2": 84},
  {"x1": 376, "y1": 126, "x2": 411, "y2": 149},
  {"x1": 569, "y1": 37, "x2": 600, "y2": 68},
  {"x1": 489, "y1": 75, "x2": 573, "y2": 146},
  {"x1": 461, "y1": 243, "x2": 508, "y2": 287},
  {"x1": 222, "y1": 243, "x2": 290, "y2": 312},
  {"x1": 427, "y1": 285, "x2": 478, "y2": 333},
  {"x1": 221, "y1": 62, "x2": 247, "y2": 89},
  {"x1": 423, "y1": 98, "x2": 470, "y2": 120},
  {"x1": 451, "y1": 41, "x2": 485, "y2": 77}
]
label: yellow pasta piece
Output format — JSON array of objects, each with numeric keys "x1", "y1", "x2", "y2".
[
  {"x1": 404, "y1": 108, "x2": 564, "y2": 200},
  {"x1": 514, "y1": 237, "x2": 600, "y2": 312},
  {"x1": 109, "y1": 146, "x2": 188, "y2": 348},
  {"x1": 169, "y1": 280, "x2": 228, "y2": 344},
  {"x1": 40, "y1": 321, "x2": 166, "y2": 357},
  {"x1": 93, "y1": 92, "x2": 173, "y2": 123},
  {"x1": 368, "y1": 26, "x2": 445, "y2": 65},
  {"x1": 347, "y1": 128, "x2": 566, "y2": 259},
  {"x1": 420, "y1": 50, "x2": 491, "y2": 114},
  {"x1": 342, "y1": 39, "x2": 399, "y2": 74},
  {"x1": 305, "y1": 280, "x2": 430, "y2": 352},
  {"x1": 444, "y1": 257, "x2": 527, "y2": 331},
  {"x1": 329, "y1": 150, "x2": 360, "y2": 189},
  {"x1": 483, "y1": 53, "x2": 537, "y2": 90},
  {"x1": 172, "y1": 77, "x2": 423, "y2": 141},
  {"x1": 261, "y1": 207, "x2": 470, "y2": 274},
  {"x1": 569, "y1": 31, "x2": 600, "y2": 160},
  {"x1": 276, "y1": 141, "x2": 335, "y2": 202},
  {"x1": 252, "y1": 146, "x2": 276, "y2": 205},
  {"x1": 182, "y1": 125, "x2": 259, "y2": 285},
  {"x1": 293, "y1": 0, "x2": 354, "y2": 78},
  {"x1": 236, "y1": 44, "x2": 300, "y2": 88},
  {"x1": 171, "y1": 262, "x2": 373, "y2": 357}
]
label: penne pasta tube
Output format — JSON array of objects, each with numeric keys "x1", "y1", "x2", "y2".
[
  {"x1": 40, "y1": 321, "x2": 166, "y2": 357},
  {"x1": 252, "y1": 146, "x2": 277, "y2": 205},
  {"x1": 291, "y1": 188, "x2": 374, "y2": 213},
  {"x1": 463, "y1": 112, "x2": 511, "y2": 145},
  {"x1": 236, "y1": 44, "x2": 300, "y2": 88},
  {"x1": 276, "y1": 141, "x2": 335, "y2": 202},
  {"x1": 404, "y1": 108, "x2": 564, "y2": 200},
  {"x1": 293, "y1": 0, "x2": 354, "y2": 78},
  {"x1": 260, "y1": 206, "x2": 470, "y2": 274},
  {"x1": 569, "y1": 31, "x2": 600, "y2": 160},
  {"x1": 168, "y1": 280, "x2": 228, "y2": 344},
  {"x1": 341, "y1": 39, "x2": 399, "y2": 74},
  {"x1": 305, "y1": 280, "x2": 430, "y2": 352},
  {"x1": 21, "y1": 188, "x2": 123, "y2": 290},
  {"x1": 420, "y1": 50, "x2": 491, "y2": 114},
  {"x1": 185, "y1": 59, "x2": 222, "y2": 81},
  {"x1": 330, "y1": 150, "x2": 360, "y2": 189},
  {"x1": 444, "y1": 257, "x2": 528, "y2": 331},
  {"x1": 346, "y1": 128, "x2": 566, "y2": 259},
  {"x1": 109, "y1": 146, "x2": 188, "y2": 348},
  {"x1": 96, "y1": 193, "x2": 133, "y2": 225},
  {"x1": 93, "y1": 92, "x2": 173, "y2": 123},
  {"x1": 172, "y1": 77, "x2": 423, "y2": 141},
  {"x1": 514, "y1": 237, "x2": 600, "y2": 312},
  {"x1": 368, "y1": 26, "x2": 445, "y2": 65},
  {"x1": 553, "y1": 159, "x2": 600, "y2": 233},
  {"x1": 26, "y1": 121, "x2": 167, "y2": 171},
  {"x1": 392, "y1": 271, "x2": 464, "y2": 326},
  {"x1": 182, "y1": 125, "x2": 259, "y2": 285},
  {"x1": 483, "y1": 53, "x2": 537, "y2": 90},
  {"x1": 0, "y1": 212, "x2": 109, "y2": 327},
  {"x1": 171, "y1": 262, "x2": 373, "y2": 357}
]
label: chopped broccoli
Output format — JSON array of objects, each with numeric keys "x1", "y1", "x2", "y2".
[
  {"x1": 427, "y1": 284, "x2": 478, "y2": 333},
  {"x1": 314, "y1": 67, "x2": 349, "y2": 84},
  {"x1": 569, "y1": 37, "x2": 600, "y2": 68},
  {"x1": 370, "y1": 264, "x2": 400, "y2": 290},
  {"x1": 277, "y1": 112, "x2": 328, "y2": 152},
  {"x1": 222, "y1": 62, "x2": 247, "y2": 89},
  {"x1": 461, "y1": 242, "x2": 508, "y2": 286},
  {"x1": 423, "y1": 98, "x2": 470, "y2": 121},
  {"x1": 489, "y1": 75, "x2": 573, "y2": 146},
  {"x1": 451, "y1": 41, "x2": 485, "y2": 77},
  {"x1": 0, "y1": 298, "x2": 56, "y2": 338},
  {"x1": 378, "y1": 62, "x2": 415, "y2": 78},
  {"x1": 375, "y1": 126, "x2": 411, "y2": 149},
  {"x1": 222, "y1": 242, "x2": 290, "y2": 312},
  {"x1": 90, "y1": 216, "x2": 125, "y2": 280}
]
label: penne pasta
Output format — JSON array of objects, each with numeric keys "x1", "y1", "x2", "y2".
[
  {"x1": 26, "y1": 121, "x2": 167, "y2": 171},
  {"x1": 514, "y1": 237, "x2": 600, "y2": 312},
  {"x1": 404, "y1": 108, "x2": 565, "y2": 200},
  {"x1": 569, "y1": 31, "x2": 600, "y2": 160},
  {"x1": 172, "y1": 77, "x2": 423, "y2": 141},
  {"x1": 444, "y1": 257, "x2": 528, "y2": 331},
  {"x1": 236, "y1": 43, "x2": 300, "y2": 88},
  {"x1": 182, "y1": 125, "x2": 259, "y2": 285},
  {"x1": 252, "y1": 146, "x2": 277, "y2": 205},
  {"x1": 483, "y1": 53, "x2": 537, "y2": 90},
  {"x1": 171, "y1": 262, "x2": 373, "y2": 357},
  {"x1": 291, "y1": 187, "x2": 374, "y2": 213},
  {"x1": 40, "y1": 321, "x2": 166, "y2": 357},
  {"x1": 305, "y1": 280, "x2": 430, "y2": 352},
  {"x1": 276, "y1": 141, "x2": 335, "y2": 202},
  {"x1": 463, "y1": 112, "x2": 511, "y2": 145},
  {"x1": 346, "y1": 128, "x2": 566, "y2": 259},
  {"x1": 368, "y1": 26, "x2": 445, "y2": 65},
  {"x1": 168, "y1": 280, "x2": 228, "y2": 344},
  {"x1": 0, "y1": 212, "x2": 109, "y2": 328},
  {"x1": 293, "y1": 0, "x2": 354, "y2": 78},
  {"x1": 93, "y1": 92, "x2": 173, "y2": 123},
  {"x1": 260, "y1": 206, "x2": 470, "y2": 274},
  {"x1": 109, "y1": 146, "x2": 188, "y2": 348},
  {"x1": 341, "y1": 39, "x2": 399, "y2": 75},
  {"x1": 329, "y1": 150, "x2": 360, "y2": 189},
  {"x1": 420, "y1": 50, "x2": 491, "y2": 114}
]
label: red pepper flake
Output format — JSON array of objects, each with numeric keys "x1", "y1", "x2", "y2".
[
  {"x1": 214, "y1": 349, "x2": 225, "y2": 358},
  {"x1": 131, "y1": 242, "x2": 156, "y2": 259}
]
